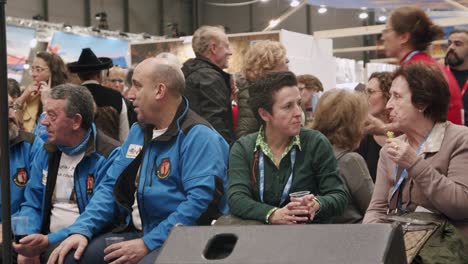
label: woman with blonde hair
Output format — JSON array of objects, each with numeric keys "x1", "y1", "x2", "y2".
[
  {"x1": 103, "y1": 66, "x2": 126, "y2": 94},
  {"x1": 235, "y1": 40, "x2": 289, "y2": 138},
  {"x1": 310, "y1": 89, "x2": 374, "y2": 223}
]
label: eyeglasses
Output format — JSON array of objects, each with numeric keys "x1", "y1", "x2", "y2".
[
  {"x1": 109, "y1": 78, "x2": 124, "y2": 83},
  {"x1": 382, "y1": 28, "x2": 394, "y2": 34},
  {"x1": 364, "y1": 88, "x2": 383, "y2": 96},
  {"x1": 30, "y1": 66, "x2": 49, "y2": 74}
]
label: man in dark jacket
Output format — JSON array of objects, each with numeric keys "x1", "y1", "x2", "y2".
[
  {"x1": 68, "y1": 48, "x2": 136, "y2": 142},
  {"x1": 182, "y1": 26, "x2": 234, "y2": 144}
]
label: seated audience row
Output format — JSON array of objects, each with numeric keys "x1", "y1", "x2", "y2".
[{"x1": 2, "y1": 19, "x2": 468, "y2": 263}]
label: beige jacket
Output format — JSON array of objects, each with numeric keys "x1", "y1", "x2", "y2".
[{"x1": 363, "y1": 122, "x2": 468, "y2": 238}]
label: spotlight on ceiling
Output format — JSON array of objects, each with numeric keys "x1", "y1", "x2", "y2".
[
  {"x1": 378, "y1": 15, "x2": 387, "y2": 22},
  {"x1": 359, "y1": 12, "x2": 369, "y2": 19},
  {"x1": 318, "y1": 5, "x2": 327, "y2": 14},
  {"x1": 63, "y1": 24, "x2": 72, "y2": 31},
  {"x1": 269, "y1": 19, "x2": 279, "y2": 28},
  {"x1": 95, "y1": 12, "x2": 109, "y2": 30},
  {"x1": 95, "y1": 12, "x2": 107, "y2": 20},
  {"x1": 359, "y1": 6, "x2": 369, "y2": 19},
  {"x1": 32, "y1": 14, "x2": 44, "y2": 21},
  {"x1": 290, "y1": 0, "x2": 300, "y2": 7}
]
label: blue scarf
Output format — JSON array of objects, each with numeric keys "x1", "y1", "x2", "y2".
[{"x1": 57, "y1": 126, "x2": 93, "y2": 156}]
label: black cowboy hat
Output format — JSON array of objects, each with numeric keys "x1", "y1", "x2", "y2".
[{"x1": 68, "y1": 48, "x2": 113, "y2": 73}]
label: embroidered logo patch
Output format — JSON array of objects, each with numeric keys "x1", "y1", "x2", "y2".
[
  {"x1": 126, "y1": 144, "x2": 142, "y2": 159},
  {"x1": 157, "y1": 158, "x2": 171, "y2": 179},
  {"x1": 13, "y1": 168, "x2": 28, "y2": 187},
  {"x1": 87, "y1": 174, "x2": 95, "y2": 194},
  {"x1": 42, "y1": 170, "x2": 48, "y2": 186}
]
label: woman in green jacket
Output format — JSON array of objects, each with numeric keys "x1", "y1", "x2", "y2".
[{"x1": 228, "y1": 71, "x2": 347, "y2": 224}]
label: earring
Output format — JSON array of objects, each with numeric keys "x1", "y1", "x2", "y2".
[{"x1": 418, "y1": 109, "x2": 423, "y2": 113}]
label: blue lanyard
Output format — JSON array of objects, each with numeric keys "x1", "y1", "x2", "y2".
[
  {"x1": 259, "y1": 148, "x2": 296, "y2": 207},
  {"x1": 390, "y1": 126, "x2": 434, "y2": 206},
  {"x1": 402, "y1": 50, "x2": 422, "y2": 63}
]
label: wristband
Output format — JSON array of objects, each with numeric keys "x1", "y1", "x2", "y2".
[{"x1": 265, "y1": 207, "x2": 279, "y2": 224}]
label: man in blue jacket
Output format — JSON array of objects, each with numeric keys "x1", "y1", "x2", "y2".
[
  {"x1": 0, "y1": 95, "x2": 45, "y2": 261},
  {"x1": 12, "y1": 84, "x2": 120, "y2": 263},
  {"x1": 0, "y1": 95, "x2": 45, "y2": 222},
  {"x1": 45, "y1": 57, "x2": 229, "y2": 264}
]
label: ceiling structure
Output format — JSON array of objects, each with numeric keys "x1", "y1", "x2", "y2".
[{"x1": 307, "y1": 0, "x2": 468, "y2": 10}]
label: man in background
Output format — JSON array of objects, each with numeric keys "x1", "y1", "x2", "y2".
[
  {"x1": 68, "y1": 48, "x2": 136, "y2": 141},
  {"x1": 182, "y1": 25, "x2": 234, "y2": 144},
  {"x1": 445, "y1": 29, "x2": 468, "y2": 125}
]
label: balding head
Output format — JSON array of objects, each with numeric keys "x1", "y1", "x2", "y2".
[{"x1": 136, "y1": 57, "x2": 185, "y2": 96}]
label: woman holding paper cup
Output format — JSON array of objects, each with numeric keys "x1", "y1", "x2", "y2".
[
  {"x1": 363, "y1": 62, "x2": 468, "y2": 238},
  {"x1": 228, "y1": 71, "x2": 347, "y2": 225},
  {"x1": 13, "y1": 52, "x2": 69, "y2": 133},
  {"x1": 310, "y1": 89, "x2": 374, "y2": 224}
]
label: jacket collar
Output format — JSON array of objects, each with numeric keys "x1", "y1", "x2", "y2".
[
  {"x1": 10, "y1": 131, "x2": 35, "y2": 147},
  {"x1": 419, "y1": 122, "x2": 446, "y2": 154},
  {"x1": 44, "y1": 123, "x2": 97, "y2": 157},
  {"x1": 82, "y1": 80, "x2": 100, "y2": 85},
  {"x1": 195, "y1": 56, "x2": 231, "y2": 80},
  {"x1": 138, "y1": 97, "x2": 190, "y2": 142}
]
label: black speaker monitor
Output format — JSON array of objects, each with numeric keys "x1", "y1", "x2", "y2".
[{"x1": 155, "y1": 223, "x2": 406, "y2": 264}]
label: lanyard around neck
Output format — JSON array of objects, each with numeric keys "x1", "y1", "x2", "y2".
[
  {"x1": 389, "y1": 126, "x2": 434, "y2": 204},
  {"x1": 259, "y1": 148, "x2": 296, "y2": 207},
  {"x1": 461, "y1": 80, "x2": 468, "y2": 97},
  {"x1": 402, "y1": 50, "x2": 422, "y2": 64}
]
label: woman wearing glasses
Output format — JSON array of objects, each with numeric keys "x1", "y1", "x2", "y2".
[
  {"x1": 14, "y1": 52, "x2": 69, "y2": 135},
  {"x1": 103, "y1": 66, "x2": 126, "y2": 94},
  {"x1": 357, "y1": 72, "x2": 392, "y2": 182},
  {"x1": 381, "y1": 6, "x2": 463, "y2": 125}
]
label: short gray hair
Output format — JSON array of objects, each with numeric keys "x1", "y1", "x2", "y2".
[
  {"x1": 49, "y1": 83, "x2": 95, "y2": 130},
  {"x1": 192, "y1": 25, "x2": 225, "y2": 56}
]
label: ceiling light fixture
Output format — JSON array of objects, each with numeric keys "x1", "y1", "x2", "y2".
[
  {"x1": 63, "y1": 24, "x2": 72, "y2": 31},
  {"x1": 269, "y1": 19, "x2": 279, "y2": 28},
  {"x1": 359, "y1": 8, "x2": 368, "y2": 20},
  {"x1": 290, "y1": 0, "x2": 300, "y2": 7},
  {"x1": 318, "y1": 5, "x2": 327, "y2": 14},
  {"x1": 378, "y1": 15, "x2": 387, "y2": 22}
]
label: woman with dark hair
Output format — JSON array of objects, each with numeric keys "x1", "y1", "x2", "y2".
[
  {"x1": 228, "y1": 71, "x2": 347, "y2": 225},
  {"x1": 13, "y1": 52, "x2": 69, "y2": 134},
  {"x1": 311, "y1": 89, "x2": 373, "y2": 224},
  {"x1": 363, "y1": 62, "x2": 468, "y2": 239},
  {"x1": 381, "y1": 6, "x2": 463, "y2": 125},
  {"x1": 357, "y1": 72, "x2": 393, "y2": 182}
]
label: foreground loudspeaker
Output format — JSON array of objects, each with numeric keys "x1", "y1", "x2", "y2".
[{"x1": 155, "y1": 223, "x2": 406, "y2": 264}]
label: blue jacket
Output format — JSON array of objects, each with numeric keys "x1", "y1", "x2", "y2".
[
  {"x1": 19, "y1": 124, "x2": 120, "y2": 244},
  {"x1": 0, "y1": 131, "x2": 45, "y2": 222},
  {"x1": 67, "y1": 98, "x2": 229, "y2": 251}
]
